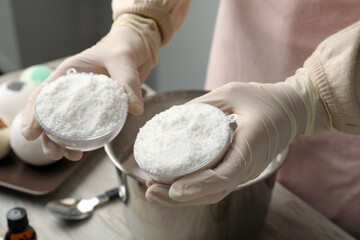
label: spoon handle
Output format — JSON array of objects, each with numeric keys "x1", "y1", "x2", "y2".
[
  {"x1": 97, "y1": 187, "x2": 119, "y2": 205},
  {"x1": 105, "y1": 188, "x2": 120, "y2": 201}
]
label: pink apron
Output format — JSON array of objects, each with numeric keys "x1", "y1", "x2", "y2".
[{"x1": 205, "y1": 0, "x2": 360, "y2": 238}]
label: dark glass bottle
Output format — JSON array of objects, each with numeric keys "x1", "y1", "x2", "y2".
[{"x1": 5, "y1": 207, "x2": 37, "y2": 240}]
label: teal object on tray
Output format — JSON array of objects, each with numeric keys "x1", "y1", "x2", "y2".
[{"x1": 19, "y1": 65, "x2": 52, "y2": 86}]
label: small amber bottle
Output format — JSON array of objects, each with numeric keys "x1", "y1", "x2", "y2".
[{"x1": 5, "y1": 207, "x2": 37, "y2": 240}]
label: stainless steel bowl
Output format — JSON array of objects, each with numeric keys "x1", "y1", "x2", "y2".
[{"x1": 105, "y1": 90, "x2": 288, "y2": 240}]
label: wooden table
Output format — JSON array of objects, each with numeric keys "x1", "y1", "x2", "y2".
[
  {"x1": 0, "y1": 62, "x2": 355, "y2": 240},
  {"x1": 0, "y1": 148, "x2": 355, "y2": 240}
]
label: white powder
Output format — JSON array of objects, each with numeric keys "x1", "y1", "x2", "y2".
[
  {"x1": 36, "y1": 72, "x2": 127, "y2": 138},
  {"x1": 134, "y1": 103, "x2": 230, "y2": 176}
]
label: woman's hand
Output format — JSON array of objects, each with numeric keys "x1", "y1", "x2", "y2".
[
  {"x1": 146, "y1": 70, "x2": 331, "y2": 206},
  {"x1": 21, "y1": 14, "x2": 161, "y2": 160}
]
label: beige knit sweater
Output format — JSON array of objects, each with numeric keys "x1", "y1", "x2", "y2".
[{"x1": 304, "y1": 23, "x2": 360, "y2": 134}]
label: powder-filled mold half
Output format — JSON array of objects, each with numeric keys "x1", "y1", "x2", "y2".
[
  {"x1": 134, "y1": 103, "x2": 237, "y2": 184},
  {"x1": 35, "y1": 68, "x2": 128, "y2": 151}
]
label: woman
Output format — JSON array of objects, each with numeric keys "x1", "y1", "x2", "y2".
[{"x1": 22, "y1": 0, "x2": 360, "y2": 237}]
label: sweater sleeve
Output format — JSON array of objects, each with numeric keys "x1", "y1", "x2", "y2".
[
  {"x1": 304, "y1": 21, "x2": 360, "y2": 134},
  {"x1": 111, "y1": 0, "x2": 191, "y2": 46}
]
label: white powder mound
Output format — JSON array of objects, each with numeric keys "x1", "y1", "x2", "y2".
[
  {"x1": 134, "y1": 103, "x2": 230, "y2": 176},
  {"x1": 36, "y1": 72, "x2": 127, "y2": 138}
]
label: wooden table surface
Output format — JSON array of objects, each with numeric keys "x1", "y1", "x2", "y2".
[
  {"x1": 0, "y1": 61, "x2": 356, "y2": 240},
  {"x1": 0, "y1": 148, "x2": 355, "y2": 240}
]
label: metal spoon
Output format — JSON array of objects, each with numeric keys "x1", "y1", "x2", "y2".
[{"x1": 46, "y1": 187, "x2": 123, "y2": 220}]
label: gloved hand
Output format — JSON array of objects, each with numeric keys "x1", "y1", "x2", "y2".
[
  {"x1": 146, "y1": 68, "x2": 332, "y2": 206},
  {"x1": 21, "y1": 14, "x2": 161, "y2": 160}
]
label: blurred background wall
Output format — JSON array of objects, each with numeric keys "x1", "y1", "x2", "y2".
[
  {"x1": 0, "y1": 0, "x2": 219, "y2": 91},
  {"x1": 0, "y1": 0, "x2": 113, "y2": 72},
  {"x1": 146, "y1": 1, "x2": 219, "y2": 92}
]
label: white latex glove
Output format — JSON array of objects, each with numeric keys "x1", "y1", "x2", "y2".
[
  {"x1": 146, "y1": 68, "x2": 332, "y2": 206},
  {"x1": 21, "y1": 14, "x2": 161, "y2": 160}
]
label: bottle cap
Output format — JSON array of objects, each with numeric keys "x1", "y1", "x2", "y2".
[{"x1": 6, "y1": 207, "x2": 29, "y2": 233}]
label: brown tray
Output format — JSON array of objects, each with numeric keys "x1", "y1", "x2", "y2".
[{"x1": 0, "y1": 150, "x2": 88, "y2": 195}]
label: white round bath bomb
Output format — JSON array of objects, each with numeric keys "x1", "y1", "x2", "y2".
[
  {"x1": 10, "y1": 112, "x2": 59, "y2": 166},
  {"x1": 0, "y1": 81, "x2": 37, "y2": 124},
  {"x1": 19, "y1": 65, "x2": 52, "y2": 86},
  {"x1": 0, "y1": 118, "x2": 10, "y2": 160},
  {"x1": 134, "y1": 103, "x2": 230, "y2": 177}
]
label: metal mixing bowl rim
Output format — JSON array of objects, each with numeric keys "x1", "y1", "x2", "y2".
[{"x1": 105, "y1": 144, "x2": 288, "y2": 190}]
